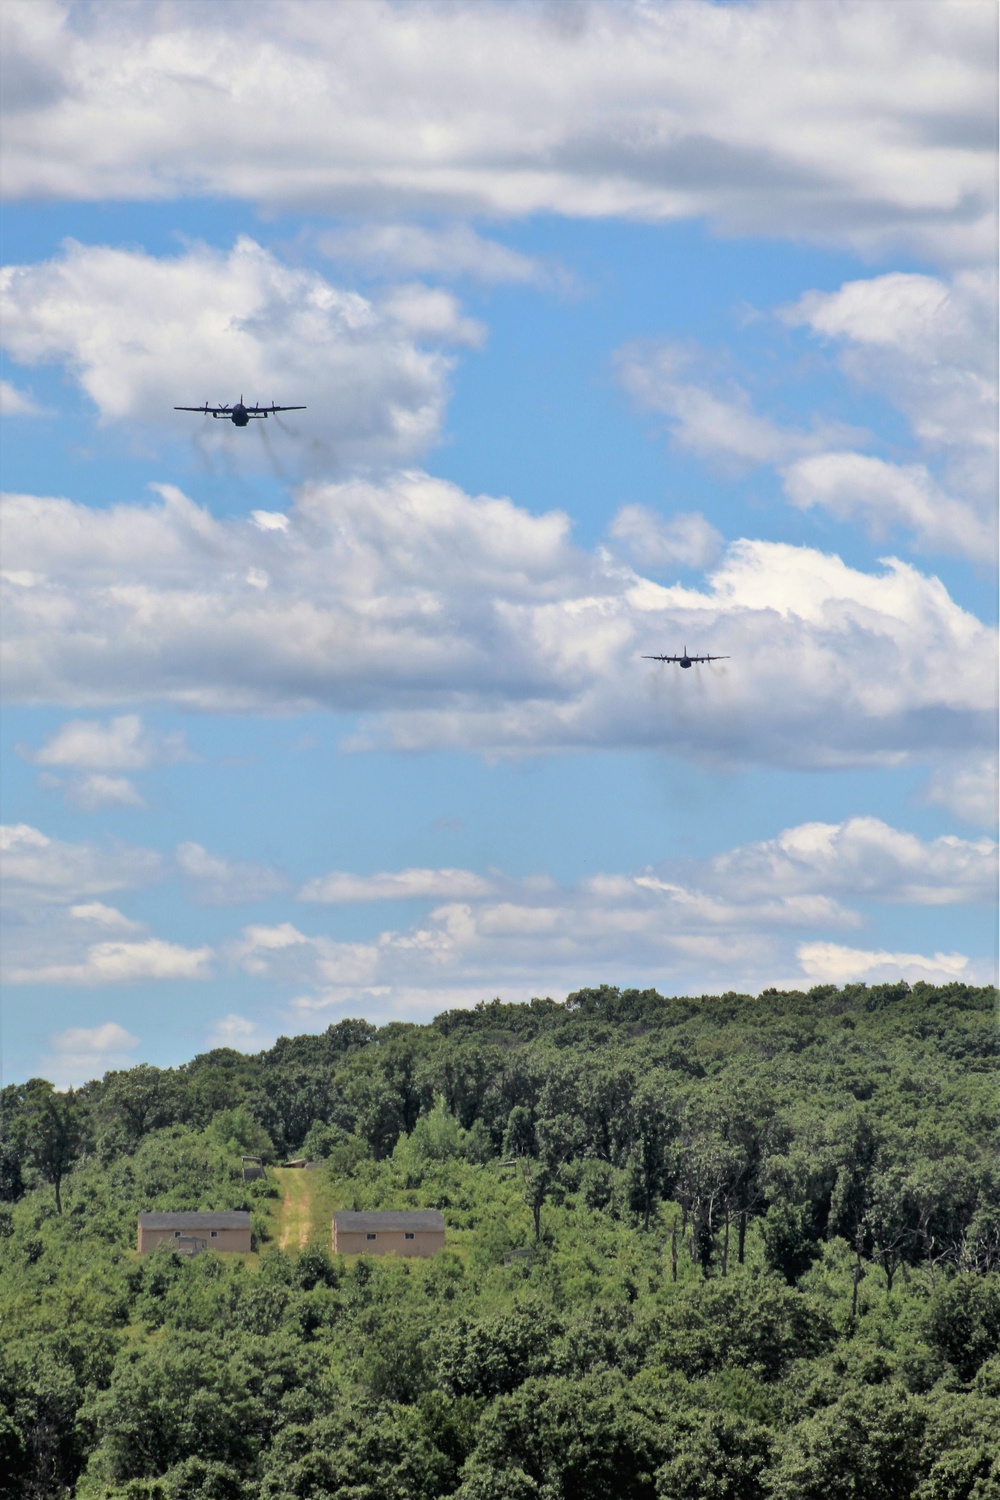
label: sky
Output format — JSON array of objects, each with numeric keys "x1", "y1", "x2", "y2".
[{"x1": 1, "y1": 0, "x2": 997, "y2": 1088}]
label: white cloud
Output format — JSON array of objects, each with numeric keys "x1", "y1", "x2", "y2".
[
  {"x1": 40, "y1": 1021, "x2": 139, "y2": 1088},
  {"x1": 318, "y1": 222, "x2": 556, "y2": 285},
  {"x1": 70, "y1": 901, "x2": 144, "y2": 931},
  {"x1": 2, "y1": 476, "x2": 995, "y2": 767},
  {"x1": 708, "y1": 817, "x2": 997, "y2": 907},
  {"x1": 1, "y1": 1, "x2": 994, "y2": 266},
  {"x1": 0, "y1": 823, "x2": 211, "y2": 989},
  {"x1": 608, "y1": 505, "x2": 723, "y2": 572},
  {"x1": 233, "y1": 815, "x2": 995, "y2": 1014},
  {"x1": 205, "y1": 1013, "x2": 272, "y2": 1053},
  {"x1": 785, "y1": 272, "x2": 997, "y2": 454},
  {"x1": 250, "y1": 510, "x2": 290, "y2": 533},
  {"x1": 28, "y1": 712, "x2": 190, "y2": 769},
  {"x1": 783, "y1": 452, "x2": 994, "y2": 560},
  {"x1": 782, "y1": 270, "x2": 997, "y2": 555},
  {"x1": 299, "y1": 867, "x2": 495, "y2": 903},
  {"x1": 0, "y1": 822, "x2": 161, "y2": 901},
  {"x1": 8, "y1": 937, "x2": 213, "y2": 986},
  {"x1": 923, "y1": 754, "x2": 999, "y2": 832},
  {"x1": 0, "y1": 237, "x2": 467, "y2": 464},
  {"x1": 64, "y1": 774, "x2": 146, "y2": 811},
  {"x1": 232, "y1": 924, "x2": 380, "y2": 988},
  {"x1": 796, "y1": 942, "x2": 971, "y2": 986},
  {"x1": 614, "y1": 340, "x2": 857, "y2": 468},
  {"x1": 176, "y1": 841, "x2": 288, "y2": 905},
  {"x1": 0, "y1": 378, "x2": 44, "y2": 416},
  {"x1": 375, "y1": 284, "x2": 484, "y2": 346},
  {"x1": 620, "y1": 267, "x2": 997, "y2": 561}
]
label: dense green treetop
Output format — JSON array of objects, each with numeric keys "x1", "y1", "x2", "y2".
[{"x1": 0, "y1": 981, "x2": 996, "y2": 1498}]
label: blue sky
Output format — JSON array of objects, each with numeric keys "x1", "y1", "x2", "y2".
[{"x1": 1, "y1": 0, "x2": 996, "y2": 1086}]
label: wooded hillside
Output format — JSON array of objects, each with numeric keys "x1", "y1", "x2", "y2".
[{"x1": 1, "y1": 980, "x2": 997, "y2": 1498}]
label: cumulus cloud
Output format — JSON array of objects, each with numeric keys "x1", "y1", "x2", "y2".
[
  {"x1": 0, "y1": 378, "x2": 44, "y2": 416},
  {"x1": 707, "y1": 817, "x2": 997, "y2": 907},
  {"x1": 7, "y1": 937, "x2": 213, "y2": 986},
  {"x1": 617, "y1": 265, "x2": 997, "y2": 561},
  {"x1": 0, "y1": 237, "x2": 468, "y2": 465},
  {"x1": 783, "y1": 452, "x2": 993, "y2": 560},
  {"x1": 300, "y1": 867, "x2": 495, "y2": 903},
  {"x1": 796, "y1": 942, "x2": 971, "y2": 987},
  {"x1": 226, "y1": 816, "x2": 993, "y2": 1014},
  {"x1": 40, "y1": 1021, "x2": 139, "y2": 1089},
  {"x1": 70, "y1": 901, "x2": 144, "y2": 931},
  {"x1": 64, "y1": 774, "x2": 145, "y2": 811},
  {"x1": 176, "y1": 841, "x2": 288, "y2": 905},
  {"x1": 0, "y1": 822, "x2": 162, "y2": 901},
  {"x1": 318, "y1": 222, "x2": 557, "y2": 286},
  {"x1": 205, "y1": 1013, "x2": 273, "y2": 1053},
  {"x1": 781, "y1": 270, "x2": 998, "y2": 557},
  {"x1": 232, "y1": 924, "x2": 380, "y2": 988},
  {"x1": 607, "y1": 505, "x2": 723, "y2": 572},
  {"x1": 614, "y1": 340, "x2": 847, "y2": 468},
  {"x1": 0, "y1": 822, "x2": 212, "y2": 990},
  {"x1": 2, "y1": 475, "x2": 995, "y2": 767},
  {"x1": 923, "y1": 754, "x2": 999, "y2": 831},
  {"x1": 785, "y1": 272, "x2": 997, "y2": 456},
  {"x1": 1, "y1": 1, "x2": 994, "y2": 265},
  {"x1": 27, "y1": 713, "x2": 190, "y2": 770}
]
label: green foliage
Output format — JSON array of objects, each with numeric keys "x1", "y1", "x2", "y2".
[
  {"x1": 0, "y1": 981, "x2": 996, "y2": 1498},
  {"x1": 923, "y1": 1276, "x2": 1000, "y2": 1383},
  {"x1": 761, "y1": 1200, "x2": 823, "y2": 1284}
]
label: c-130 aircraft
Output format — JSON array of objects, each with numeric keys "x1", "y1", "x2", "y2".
[
  {"x1": 174, "y1": 397, "x2": 306, "y2": 427},
  {"x1": 642, "y1": 646, "x2": 729, "y2": 669}
]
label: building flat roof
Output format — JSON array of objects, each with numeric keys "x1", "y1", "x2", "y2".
[
  {"x1": 332, "y1": 1210, "x2": 445, "y2": 1233},
  {"x1": 138, "y1": 1211, "x2": 251, "y2": 1230}
]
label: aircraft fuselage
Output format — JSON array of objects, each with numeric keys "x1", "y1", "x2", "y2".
[
  {"x1": 679, "y1": 657, "x2": 692, "y2": 668},
  {"x1": 231, "y1": 403, "x2": 249, "y2": 426}
]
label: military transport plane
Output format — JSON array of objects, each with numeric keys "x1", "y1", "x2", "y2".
[
  {"x1": 642, "y1": 647, "x2": 729, "y2": 669},
  {"x1": 174, "y1": 398, "x2": 306, "y2": 427}
]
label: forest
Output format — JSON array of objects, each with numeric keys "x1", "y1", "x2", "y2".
[{"x1": 0, "y1": 980, "x2": 997, "y2": 1499}]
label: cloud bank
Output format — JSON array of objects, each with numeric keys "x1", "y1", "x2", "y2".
[
  {"x1": 3, "y1": 475, "x2": 995, "y2": 778},
  {"x1": 0, "y1": 237, "x2": 472, "y2": 464},
  {"x1": 2, "y1": 0, "x2": 995, "y2": 266},
  {"x1": 4, "y1": 814, "x2": 991, "y2": 1032},
  {"x1": 618, "y1": 267, "x2": 998, "y2": 561}
]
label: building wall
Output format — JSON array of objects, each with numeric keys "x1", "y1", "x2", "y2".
[
  {"x1": 333, "y1": 1227, "x2": 445, "y2": 1258},
  {"x1": 137, "y1": 1225, "x2": 252, "y2": 1255}
]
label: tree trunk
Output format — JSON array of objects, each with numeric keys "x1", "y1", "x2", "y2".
[
  {"x1": 721, "y1": 1212, "x2": 730, "y2": 1278},
  {"x1": 851, "y1": 1240, "x2": 864, "y2": 1321},
  {"x1": 671, "y1": 1217, "x2": 678, "y2": 1282},
  {"x1": 737, "y1": 1211, "x2": 747, "y2": 1265},
  {"x1": 53, "y1": 1173, "x2": 62, "y2": 1215},
  {"x1": 532, "y1": 1200, "x2": 541, "y2": 1240}
]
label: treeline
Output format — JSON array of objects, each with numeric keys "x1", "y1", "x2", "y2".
[{"x1": 0, "y1": 980, "x2": 997, "y2": 1498}]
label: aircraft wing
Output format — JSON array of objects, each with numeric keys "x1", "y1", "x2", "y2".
[
  {"x1": 174, "y1": 405, "x2": 230, "y2": 414},
  {"x1": 245, "y1": 404, "x2": 307, "y2": 414},
  {"x1": 642, "y1": 655, "x2": 682, "y2": 663},
  {"x1": 693, "y1": 654, "x2": 730, "y2": 662}
]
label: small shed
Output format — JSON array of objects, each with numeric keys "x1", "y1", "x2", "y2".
[
  {"x1": 332, "y1": 1209, "x2": 445, "y2": 1258},
  {"x1": 137, "y1": 1210, "x2": 252, "y2": 1256},
  {"x1": 242, "y1": 1156, "x2": 266, "y2": 1183}
]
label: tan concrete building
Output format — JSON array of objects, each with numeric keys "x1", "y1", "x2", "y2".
[
  {"x1": 137, "y1": 1210, "x2": 252, "y2": 1256},
  {"x1": 332, "y1": 1209, "x2": 445, "y2": 1257}
]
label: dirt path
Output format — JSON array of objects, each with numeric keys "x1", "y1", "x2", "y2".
[{"x1": 276, "y1": 1169, "x2": 313, "y2": 1252}]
